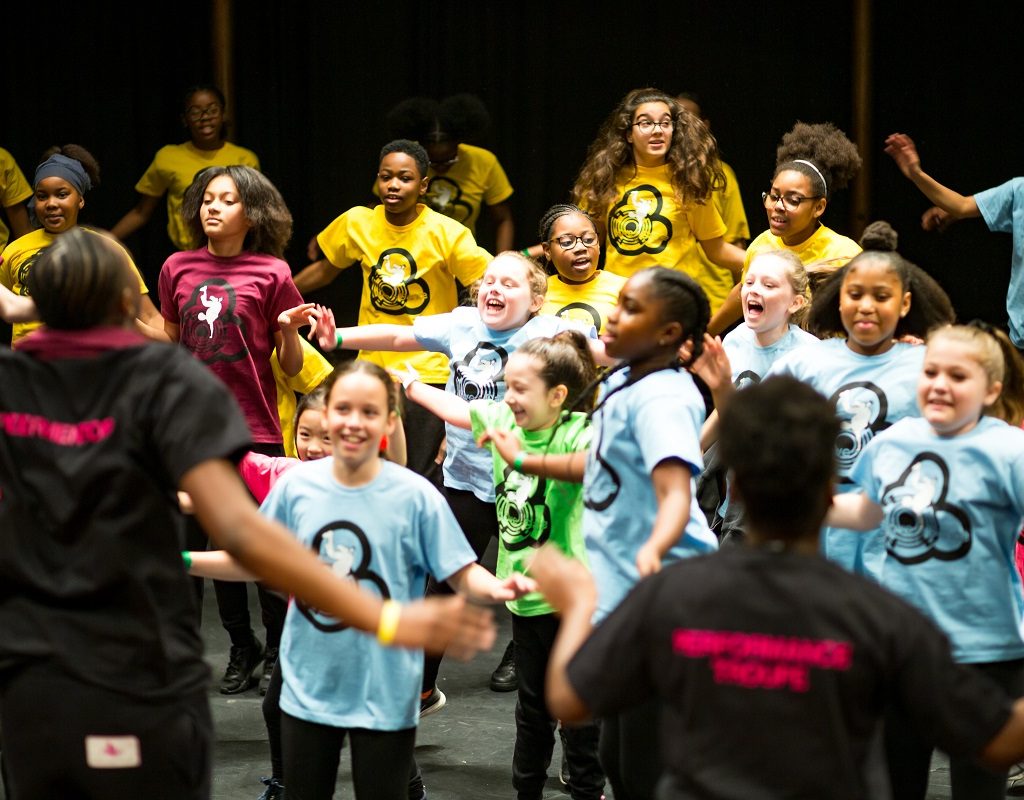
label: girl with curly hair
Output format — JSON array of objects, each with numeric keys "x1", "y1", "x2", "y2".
[{"x1": 570, "y1": 87, "x2": 744, "y2": 291}]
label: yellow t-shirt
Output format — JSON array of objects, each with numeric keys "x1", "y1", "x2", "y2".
[
  {"x1": 0, "y1": 227, "x2": 150, "y2": 343},
  {"x1": 316, "y1": 204, "x2": 492, "y2": 383},
  {"x1": 684, "y1": 161, "x2": 750, "y2": 313},
  {"x1": 597, "y1": 163, "x2": 727, "y2": 280},
  {"x1": 135, "y1": 141, "x2": 260, "y2": 250},
  {"x1": 372, "y1": 144, "x2": 513, "y2": 237},
  {"x1": 541, "y1": 270, "x2": 626, "y2": 334},
  {"x1": 272, "y1": 337, "x2": 333, "y2": 458},
  {"x1": 0, "y1": 148, "x2": 32, "y2": 253},
  {"x1": 743, "y1": 224, "x2": 862, "y2": 277}
]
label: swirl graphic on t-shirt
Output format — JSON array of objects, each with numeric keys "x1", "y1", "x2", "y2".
[
  {"x1": 453, "y1": 342, "x2": 507, "y2": 401},
  {"x1": 733, "y1": 370, "x2": 761, "y2": 390},
  {"x1": 426, "y1": 176, "x2": 473, "y2": 223},
  {"x1": 583, "y1": 417, "x2": 621, "y2": 511},
  {"x1": 880, "y1": 452, "x2": 971, "y2": 564},
  {"x1": 297, "y1": 521, "x2": 389, "y2": 632},
  {"x1": 14, "y1": 250, "x2": 41, "y2": 296},
  {"x1": 496, "y1": 466, "x2": 551, "y2": 551},
  {"x1": 179, "y1": 279, "x2": 248, "y2": 364},
  {"x1": 369, "y1": 248, "x2": 430, "y2": 316},
  {"x1": 829, "y1": 381, "x2": 889, "y2": 479},
  {"x1": 607, "y1": 184, "x2": 672, "y2": 256},
  {"x1": 554, "y1": 301, "x2": 602, "y2": 333}
]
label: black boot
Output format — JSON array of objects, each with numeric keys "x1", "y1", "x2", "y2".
[
  {"x1": 220, "y1": 638, "x2": 264, "y2": 695},
  {"x1": 489, "y1": 639, "x2": 517, "y2": 692}
]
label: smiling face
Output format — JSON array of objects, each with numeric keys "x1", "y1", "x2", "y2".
[
  {"x1": 476, "y1": 254, "x2": 544, "y2": 330},
  {"x1": 839, "y1": 259, "x2": 911, "y2": 356},
  {"x1": 627, "y1": 101, "x2": 674, "y2": 167},
  {"x1": 184, "y1": 89, "x2": 225, "y2": 149},
  {"x1": 34, "y1": 177, "x2": 84, "y2": 234},
  {"x1": 502, "y1": 352, "x2": 565, "y2": 431},
  {"x1": 543, "y1": 211, "x2": 600, "y2": 283},
  {"x1": 918, "y1": 337, "x2": 1001, "y2": 436},
  {"x1": 742, "y1": 254, "x2": 805, "y2": 342},
  {"x1": 200, "y1": 174, "x2": 251, "y2": 245},
  {"x1": 765, "y1": 169, "x2": 826, "y2": 245},
  {"x1": 377, "y1": 151, "x2": 427, "y2": 224},
  {"x1": 295, "y1": 407, "x2": 331, "y2": 461},
  {"x1": 323, "y1": 371, "x2": 396, "y2": 470}
]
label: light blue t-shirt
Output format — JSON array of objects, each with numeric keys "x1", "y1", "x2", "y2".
[
  {"x1": 722, "y1": 323, "x2": 819, "y2": 388},
  {"x1": 851, "y1": 416, "x2": 1024, "y2": 663},
  {"x1": 974, "y1": 177, "x2": 1024, "y2": 348},
  {"x1": 769, "y1": 339, "x2": 925, "y2": 576},
  {"x1": 260, "y1": 458, "x2": 476, "y2": 730},
  {"x1": 413, "y1": 308, "x2": 590, "y2": 501},
  {"x1": 583, "y1": 366, "x2": 717, "y2": 621}
]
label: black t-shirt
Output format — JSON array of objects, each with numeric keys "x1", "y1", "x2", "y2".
[
  {"x1": 0, "y1": 332, "x2": 251, "y2": 700},
  {"x1": 568, "y1": 545, "x2": 1013, "y2": 800}
]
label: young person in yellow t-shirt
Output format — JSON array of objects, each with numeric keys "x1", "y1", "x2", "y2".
[
  {"x1": 569, "y1": 87, "x2": 745, "y2": 291},
  {"x1": 111, "y1": 85, "x2": 260, "y2": 251},
  {"x1": 709, "y1": 122, "x2": 863, "y2": 335},
  {"x1": 384, "y1": 94, "x2": 515, "y2": 253},
  {"x1": 293, "y1": 139, "x2": 492, "y2": 476},
  {"x1": 0, "y1": 147, "x2": 32, "y2": 252},
  {"x1": 0, "y1": 145, "x2": 164, "y2": 344},
  {"x1": 538, "y1": 204, "x2": 625, "y2": 335}
]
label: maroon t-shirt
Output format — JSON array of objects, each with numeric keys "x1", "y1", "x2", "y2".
[{"x1": 159, "y1": 248, "x2": 302, "y2": 443}]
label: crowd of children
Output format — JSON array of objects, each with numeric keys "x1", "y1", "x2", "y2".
[{"x1": 3, "y1": 80, "x2": 1024, "y2": 800}]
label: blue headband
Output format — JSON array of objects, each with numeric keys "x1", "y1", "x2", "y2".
[{"x1": 34, "y1": 154, "x2": 92, "y2": 195}]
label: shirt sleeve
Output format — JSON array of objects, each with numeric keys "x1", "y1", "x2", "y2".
[
  {"x1": 134, "y1": 149, "x2": 171, "y2": 197},
  {"x1": 0, "y1": 150, "x2": 32, "y2": 207},
  {"x1": 417, "y1": 483, "x2": 478, "y2": 582},
  {"x1": 266, "y1": 266, "x2": 305, "y2": 332},
  {"x1": 567, "y1": 575, "x2": 660, "y2": 717},
  {"x1": 446, "y1": 227, "x2": 492, "y2": 286},
  {"x1": 157, "y1": 258, "x2": 180, "y2": 324},
  {"x1": 482, "y1": 155, "x2": 514, "y2": 206},
  {"x1": 316, "y1": 211, "x2": 358, "y2": 270},
  {"x1": 412, "y1": 312, "x2": 454, "y2": 355},
  {"x1": 974, "y1": 178, "x2": 1023, "y2": 234},
  {"x1": 634, "y1": 378, "x2": 704, "y2": 477},
  {"x1": 149, "y1": 349, "x2": 253, "y2": 484},
  {"x1": 686, "y1": 199, "x2": 728, "y2": 242}
]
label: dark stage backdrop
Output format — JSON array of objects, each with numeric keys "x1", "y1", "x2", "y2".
[{"x1": 3, "y1": 2, "x2": 1023, "y2": 331}]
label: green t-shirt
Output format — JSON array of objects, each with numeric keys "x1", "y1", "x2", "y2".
[{"x1": 470, "y1": 401, "x2": 592, "y2": 616}]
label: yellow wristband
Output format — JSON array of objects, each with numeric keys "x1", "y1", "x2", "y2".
[{"x1": 376, "y1": 599, "x2": 402, "y2": 645}]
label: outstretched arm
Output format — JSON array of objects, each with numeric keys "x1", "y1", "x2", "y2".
[
  {"x1": 111, "y1": 194, "x2": 160, "y2": 242},
  {"x1": 395, "y1": 366, "x2": 471, "y2": 430},
  {"x1": 276, "y1": 303, "x2": 317, "y2": 377},
  {"x1": 445, "y1": 562, "x2": 536, "y2": 603},
  {"x1": 0, "y1": 284, "x2": 37, "y2": 323},
  {"x1": 884, "y1": 133, "x2": 981, "y2": 224},
  {"x1": 312, "y1": 304, "x2": 421, "y2": 353},
  {"x1": 478, "y1": 428, "x2": 586, "y2": 482}
]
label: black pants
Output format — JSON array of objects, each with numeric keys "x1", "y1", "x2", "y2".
[
  {"x1": 401, "y1": 383, "x2": 447, "y2": 478},
  {"x1": 0, "y1": 663, "x2": 212, "y2": 799},
  {"x1": 599, "y1": 697, "x2": 663, "y2": 800},
  {"x1": 885, "y1": 657, "x2": 1024, "y2": 800},
  {"x1": 512, "y1": 613, "x2": 604, "y2": 800},
  {"x1": 421, "y1": 486, "x2": 500, "y2": 692},
  {"x1": 281, "y1": 711, "x2": 417, "y2": 800}
]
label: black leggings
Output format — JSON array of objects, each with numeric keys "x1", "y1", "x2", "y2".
[
  {"x1": 281, "y1": 711, "x2": 416, "y2": 800},
  {"x1": 421, "y1": 487, "x2": 499, "y2": 692},
  {"x1": 599, "y1": 697, "x2": 663, "y2": 800},
  {"x1": 885, "y1": 656, "x2": 1024, "y2": 800},
  {"x1": 0, "y1": 663, "x2": 211, "y2": 800}
]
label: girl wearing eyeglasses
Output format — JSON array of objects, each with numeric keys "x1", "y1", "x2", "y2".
[
  {"x1": 571, "y1": 88, "x2": 744, "y2": 294},
  {"x1": 538, "y1": 204, "x2": 626, "y2": 334},
  {"x1": 708, "y1": 122, "x2": 863, "y2": 334},
  {"x1": 112, "y1": 84, "x2": 260, "y2": 252}
]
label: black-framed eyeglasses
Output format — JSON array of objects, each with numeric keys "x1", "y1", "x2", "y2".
[
  {"x1": 632, "y1": 119, "x2": 673, "y2": 135},
  {"x1": 185, "y1": 104, "x2": 223, "y2": 121},
  {"x1": 761, "y1": 191, "x2": 822, "y2": 213},
  {"x1": 550, "y1": 233, "x2": 599, "y2": 250}
]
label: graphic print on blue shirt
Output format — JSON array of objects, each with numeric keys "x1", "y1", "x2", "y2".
[
  {"x1": 880, "y1": 452, "x2": 971, "y2": 565},
  {"x1": 453, "y1": 341, "x2": 507, "y2": 400},
  {"x1": 296, "y1": 520, "x2": 389, "y2": 632},
  {"x1": 830, "y1": 381, "x2": 889, "y2": 481},
  {"x1": 734, "y1": 370, "x2": 761, "y2": 389},
  {"x1": 180, "y1": 278, "x2": 247, "y2": 363},
  {"x1": 583, "y1": 416, "x2": 622, "y2": 512},
  {"x1": 495, "y1": 465, "x2": 550, "y2": 551},
  {"x1": 608, "y1": 184, "x2": 672, "y2": 256},
  {"x1": 369, "y1": 248, "x2": 429, "y2": 315}
]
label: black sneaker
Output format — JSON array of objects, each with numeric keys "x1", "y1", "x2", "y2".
[
  {"x1": 419, "y1": 687, "x2": 447, "y2": 718},
  {"x1": 219, "y1": 638, "x2": 264, "y2": 695},
  {"x1": 257, "y1": 776, "x2": 285, "y2": 800},
  {"x1": 259, "y1": 648, "x2": 278, "y2": 696},
  {"x1": 489, "y1": 640, "x2": 517, "y2": 692}
]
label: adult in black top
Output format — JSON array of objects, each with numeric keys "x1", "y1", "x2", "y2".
[
  {"x1": 0, "y1": 228, "x2": 494, "y2": 799},
  {"x1": 534, "y1": 375, "x2": 1024, "y2": 800}
]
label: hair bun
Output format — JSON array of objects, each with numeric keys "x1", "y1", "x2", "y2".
[{"x1": 859, "y1": 220, "x2": 898, "y2": 252}]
